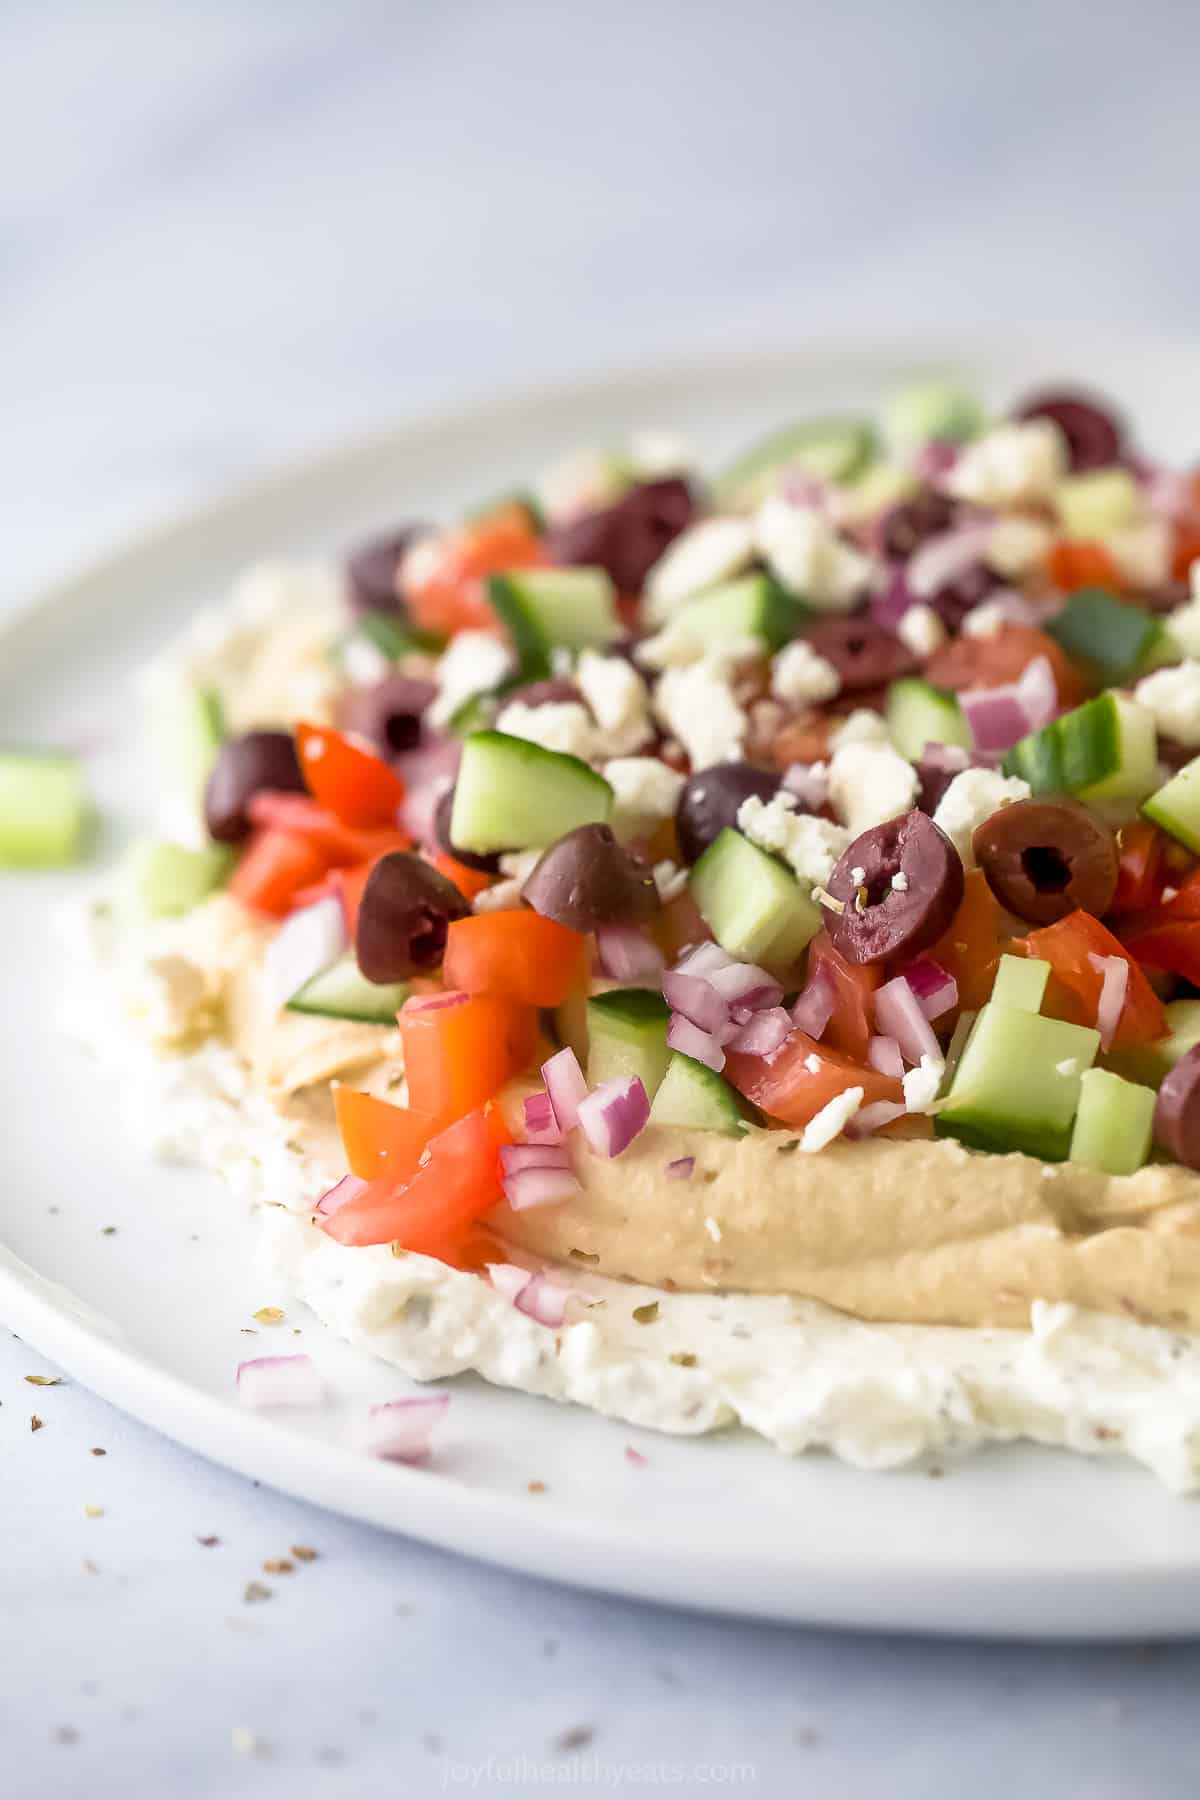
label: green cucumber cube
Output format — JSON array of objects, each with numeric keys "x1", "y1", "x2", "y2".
[
  {"x1": 936, "y1": 1002, "x2": 1100, "y2": 1162},
  {"x1": 449, "y1": 731, "x2": 612, "y2": 854},
  {"x1": 1004, "y1": 692, "x2": 1157, "y2": 804},
  {"x1": 690, "y1": 828, "x2": 821, "y2": 976},
  {"x1": 1068, "y1": 1067, "x2": 1155, "y2": 1175},
  {"x1": 1105, "y1": 997, "x2": 1200, "y2": 1088},
  {"x1": 991, "y1": 954, "x2": 1050, "y2": 1013},
  {"x1": 648, "y1": 1052, "x2": 748, "y2": 1135},
  {"x1": 1054, "y1": 469, "x2": 1140, "y2": 539},
  {"x1": 149, "y1": 677, "x2": 225, "y2": 809},
  {"x1": 0, "y1": 751, "x2": 88, "y2": 867},
  {"x1": 885, "y1": 677, "x2": 970, "y2": 761},
  {"x1": 669, "y1": 573, "x2": 806, "y2": 650},
  {"x1": 586, "y1": 989, "x2": 672, "y2": 1098},
  {"x1": 1045, "y1": 588, "x2": 1163, "y2": 685},
  {"x1": 487, "y1": 567, "x2": 618, "y2": 674},
  {"x1": 883, "y1": 379, "x2": 984, "y2": 450},
  {"x1": 1143, "y1": 756, "x2": 1200, "y2": 855},
  {"x1": 286, "y1": 951, "x2": 410, "y2": 1024},
  {"x1": 716, "y1": 417, "x2": 876, "y2": 508},
  {"x1": 127, "y1": 839, "x2": 234, "y2": 917}
]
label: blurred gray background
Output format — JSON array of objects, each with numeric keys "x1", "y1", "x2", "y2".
[{"x1": 2, "y1": 4, "x2": 1200, "y2": 1796}]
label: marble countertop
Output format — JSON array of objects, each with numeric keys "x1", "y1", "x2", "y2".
[{"x1": 3, "y1": 3, "x2": 1200, "y2": 1795}]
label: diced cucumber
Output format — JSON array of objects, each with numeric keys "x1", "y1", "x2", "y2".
[
  {"x1": 667, "y1": 573, "x2": 807, "y2": 650},
  {"x1": 552, "y1": 985, "x2": 592, "y2": 1066},
  {"x1": 991, "y1": 954, "x2": 1050, "y2": 1012},
  {"x1": 0, "y1": 751, "x2": 88, "y2": 867},
  {"x1": 648, "y1": 1052, "x2": 748, "y2": 1135},
  {"x1": 936, "y1": 1002, "x2": 1100, "y2": 1162},
  {"x1": 1143, "y1": 755, "x2": 1200, "y2": 854},
  {"x1": 689, "y1": 827, "x2": 821, "y2": 977},
  {"x1": 883, "y1": 379, "x2": 984, "y2": 450},
  {"x1": 938, "y1": 1008, "x2": 977, "y2": 1098},
  {"x1": 1045, "y1": 588, "x2": 1163, "y2": 686},
  {"x1": 1003, "y1": 692, "x2": 1157, "y2": 805},
  {"x1": 446, "y1": 691, "x2": 500, "y2": 737},
  {"x1": 1106, "y1": 997, "x2": 1200, "y2": 1088},
  {"x1": 586, "y1": 989, "x2": 672, "y2": 1098},
  {"x1": 339, "y1": 612, "x2": 444, "y2": 667},
  {"x1": 716, "y1": 417, "x2": 877, "y2": 508},
  {"x1": 1068, "y1": 1067, "x2": 1155, "y2": 1175},
  {"x1": 286, "y1": 951, "x2": 410, "y2": 1024},
  {"x1": 449, "y1": 730, "x2": 613, "y2": 854},
  {"x1": 487, "y1": 567, "x2": 618, "y2": 675},
  {"x1": 126, "y1": 839, "x2": 234, "y2": 917},
  {"x1": 885, "y1": 677, "x2": 970, "y2": 762},
  {"x1": 149, "y1": 676, "x2": 225, "y2": 809},
  {"x1": 1054, "y1": 468, "x2": 1140, "y2": 540}
]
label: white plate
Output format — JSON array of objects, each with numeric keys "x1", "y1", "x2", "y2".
[{"x1": 6, "y1": 339, "x2": 1200, "y2": 1640}]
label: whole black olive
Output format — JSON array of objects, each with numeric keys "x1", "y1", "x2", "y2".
[
  {"x1": 522, "y1": 824, "x2": 659, "y2": 930},
  {"x1": 826, "y1": 809, "x2": 964, "y2": 965},
  {"x1": 1154, "y1": 1048, "x2": 1200, "y2": 1170},
  {"x1": 972, "y1": 798, "x2": 1118, "y2": 925},
  {"x1": 355, "y1": 852, "x2": 471, "y2": 983},
  {"x1": 338, "y1": 675, "x2": 436, "y2": 754},
  {"x1": 675, "y1": 761, "x2": 782, "y2": 865},
  {"x1": 546, "y1": 478, "x2": 695, "y2": 593},
  {"x1": 1016, "y1": 391, "x2": 1123, "y2": 472},
  {"x1": 204, "y1": 731, "x2": 306, "y2": 844},
  {"x1": 432, "y1": 786, "x2": 502, "y2": 874},
  {"x1": 345, "y1": 527, "x2": 425, "y2": 616}
]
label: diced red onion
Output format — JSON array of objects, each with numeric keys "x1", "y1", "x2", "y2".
[
  {"x1": 487, "y1": 1261, "x2": 533, "y2": 1304},
  {"x1": 871, "y1": 565, "x2": 917, "y2": 632},
  {"x1": 236, "y1": 1355, "x2": 325, "y2": 1411},
  {"x1": 782, "y1": 762, "x2": 830, "y2": 811},
  {"x1": 1016, "y1": 654, "x2": 1058, "y2": 730},
  {"x1": 516, "y1": 1271, "x2": 573, "y2": 1328},
  {"x1": 502, "y1": 1144, "x2": 574, "y2": 1172},
  {"x1": 541, "y1": 1046, "x2": 588, "y2": 1133},
  {"x1": 914, "y1": 439, "x2": 961, "y2": 483},
  {"x1": 866, "y1": 1034, "x2": 905, "y2": 1078},
  {"x1": 624, "y1": 1444, "x2": 649, "y2": 1467},
  {"x1": 500, "y1": 1143, "x2": 580, "y2": 1210},
  {"x1": 707, "y1": 961, "x2": 783, "y2": 1008},
  {"x1": 596, "y1": 925, "x2": 665, "y2": 984},
  {"x1": 727, "y1": 1007, "x2": 793, "y2": 1056},
  {"x1": 790, "y1": 963, "x2": 835, "y2": 1039},
  {"x1": 393, "y1": 735, "x2": 462, "y2": 846},
  {"x1": 903, "y1": 956, "x2": 959, "y2": 1022},
  {"x1": 522, "y1": 1092, "x2": 562, "y2": 1146},
  {"x1": 265, "y1": 896, "x2": 347, "y2": 1012},
  {"x1": 666, "y1": 1156, "x2": 695, "y2": 1180},
  {"x1": 674, "y1": 941, "x2": 733, "y2": 978},
  {"x1": 781, "y1": 470, "x2": 830, "y2": 511},
  {"x1": 845, "y1": 1099, "x2": 908, "y2": 1139},
  {"x1": 663, "y1": 968, "x2": 731, "y2": 1034},
  {"x1": 666, "y1": 1013, "x2": 726, "y2": 1072},
  {"x1": 961, "y1": 653, "x2": 1058, "y2": 753},
  {"x1": 576, "y1": 1075, "x2": 651, "y2": 1156},
  {"x1": 363, "y1": 1394, "x2": 449, "y2": 1463},
  {"x1": 406, "y1": 988, "x2": 470, "y2": 1013},
  {"x1": 874, "y1": 975, "x2": 943, "y2": 1067},
  {"x1": 315, "y1": 1172, "x2": 369, "y2": 1218},
  {"x1": 1143, "y1": 467, "x2": 1197, "y2": 520},
  {"x1": 908, "y1": 521, "x2": 993, "y2": 599},
  {"x1": 1089, "y1": 952, "x2": 1129, "y2": 1051}
]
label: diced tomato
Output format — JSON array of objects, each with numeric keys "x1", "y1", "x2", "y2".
[
  {"x1": 805, "y1": 930, "x2": 880, "y2": 1063},
  {"x1": 924, "y1": 622, "x2": 1090, "y2": 711},
  {"x1": 406, "y1": 504, "x2": 547, "y2": 638},
  {"x1": 1044, "y1": 539, "x2": 1125, "y2": 595},
  {"x1": 724, "y1": 1032, "x2": 902, "y2": 1130},
  {"x1": 1013, "y1": 911, "x2": 1167, "y2": 1049},
  {"x1": 228, "y1": 828, "x2": 330, "y2": 918},
  {"x1": 927, "y1": 868, "x2": 1002, "y2": 1013},
  {"x1": 289, "y1": 860, "x2": 378, "y2": 935},
  {"x1": 333, "y1": 1085, "x2": 440, "y2": 1181},
  {"x1": 768, "y1": 712, "x2": 835, "y2": 770},
  {"x1": 319, "y1": 1106, "x2": 510, "y2": 1251},
  {"x1": 295, "y1": 722, "x2": 407, "y2": 830},
  {"x1": 1172, "y1": 524, "x2": 1200, "y2": 584},
  {"x1": 1118, "y1": 918, "x2": 1200, "y2": 986},
  {"x1": 399, "y1": 989, "x2": 539, "y2": 1124},
  {"x1": 650, "y1": 887, "x2": 712, "y2": 963},
  {"x1": 248, "y1": 790, "x2": 409, "y2": 866},
  {"x1": 442, "y1": 911, "x2": 589, "y2": 1007},
  {"x1": 1161, "y1": 864, "x2": 1200, "y2": 919},
  {"x1": 427, "y1": 850, "x2": 493, "y2": 902},
  {"x1": 1110, "y1": 819, "x2": 1169, "y2": 915}
]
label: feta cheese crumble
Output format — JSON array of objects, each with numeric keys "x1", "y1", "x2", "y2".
[
  {"x1": 653, "y1": 660, "x2": 748, "y2": 771},
  {"x1": 985, "y1": 515, "x2": 1055, "y2": 579},
  {"x1": 769, "y1": 639, "x2": 841, "y2": 706},
  {"x1": 1105, "y1": 517, "x2": 1171, "y2": 591},
  {"x1": 575, "y1": 650, "x2": 653, "y2": 755},
  {"x1": 801, "y1": 1086, "x2": 864, "y2": 1151},
  {"x1": 644, "y1": 517, "x2": 756, "y2": 621},
  {"x1": 737, "y1": 792, "x2": 851, "y2": 888},
  {"x1": 932, "y1": 768, "x2": 1031, "y2": 867},
  {"x1": 1135, "y1": 660, "x2": 1200, "y2": 748},
  {"x1": 430, "y1": 631, "x2": 515, "y2": 729},
  {"x1": 604, "y1": 757, "x2": 686, "y2": 842},
  {"x1": 902, "y1": 1056, "x2": 944, "y2": 1114},
  {"x1": 827, "y1": 743, "x2": 919, "y2": 834},
  {"x1": 1165, "y1": 593, "x2": 1200, "y2": 661},
  {"x1": 754, "y1": 498, "x2": 871, "y2": 612},
  {"x1": 494, "y1": 699, "x2": 598, "y2": 760},
  {"x1": 947, "y1": 420, "x2": 1068, "y2": 509},
  {"x1": 896, "y1": 603, "x2": 946, "y2": 658},
  {"x1": 827, "y1": 708, "x2": 890, "y2": 752}
]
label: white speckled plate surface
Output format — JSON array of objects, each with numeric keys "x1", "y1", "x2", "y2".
[{"x1": 5, "y1": 340, "x2": 1200, "y2": 1637}]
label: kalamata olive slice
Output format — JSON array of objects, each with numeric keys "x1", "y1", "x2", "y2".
[
  {"x1": 522, "y1": 824, "x2": 659, "y2": 930},
  {"x1": 338, "y1": 675, "x2": 436, "y2": 754},
  {"x1": 355, "y1": 851, "x2": 471, "y2": 983},
  {"x1": 1016, "y1": 391, "x2": 1123, "y2": 472},
  {"x1": 1154, "y1": 1048, "x2": 1200, "y2": 1169},
  {"x1": 432, "y1": 786, "x2": 502, "y2": 874},
  {"x1": 879, "y1": 489, "x2": 958, "y2": 560},
  {"x1": 546, "y1": 477, "x2": 695, "y2": 594},
  {"x1": 345, "y1": 527, "x2": 425, "y2": 616},
  {"x1": 204, "y1": 731, "x2": 306, "y2": 844},
  {"x1": 971, "y1": 798, "x2": 1118, "y2": 925},
  {"x1": 826, "y1": 809, "x2": 964, "y2": 965},
  {"x1": 675, "y1": 761, "x2": 782, "y2": 864},
  {"x1": 804, "y1": 616, "x2": 919, "y2": 692}
]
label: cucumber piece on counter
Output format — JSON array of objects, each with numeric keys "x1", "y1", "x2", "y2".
[
  {"x1": 716, "y1": 417, "x2": 877, "y2": 508},
  {"x1": 1105, "y1": 997, "x2": 1200, "y2": 1088},
  {"x1": 1003, "y1": 692, "x2": 1157, "y2": 804},
  {"x1": 0, "y1": 750, "x2": 87, "y2": 867},
  {"x1": 1053, "y1": 468, "x2": 1140, "y2": 540},
  {"x1": 449, "y1": 730, "x2": 613, "y2": 854},
  {"x1": 1068, "y1": 1067, "x2": 1155, "y2": 1176},
  {"x1": 150, "y1": 677, "x2": 225, "y2": 807},
  {"x1": 668, "y1": 573, "x2": 806, "y2": 650},
  {"x1": 286, "y1": 952, "x2": 409, "y2": 1024},
  {"x1": 882, "y1": 379, "x2": 984, "y2": 451},
  {"x1": 1143, "y1": 755, "x2": 1200, "y2": 855},
  {"x1": 689, "y1": 827, "x2": 821, "y2": 975},
  {"x1": 1045, "y1": 588, "x2": 1163, "y2": 686},
  {"x1": 586, "y1": 989, "x2": 672, "y2": 1098},
  {"x1": 127, "y1": 839, "x2": 234, "y2": 917},
  {"x1": 990, "y1": 953, "x2": 1050, "y2": 1013},
  {"x1": 885, "y1": 677, "x2": 970, "y2": 762},
  {"x1": 648, "y1": 1052, "x2": 748, "y2": 1135},
  {"x1": 936, "y1": 1002, "x2": 1100, "y2": 1162},
  {"x1": 487, "y1": 567, "x2": 618, "y2": 674}
]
